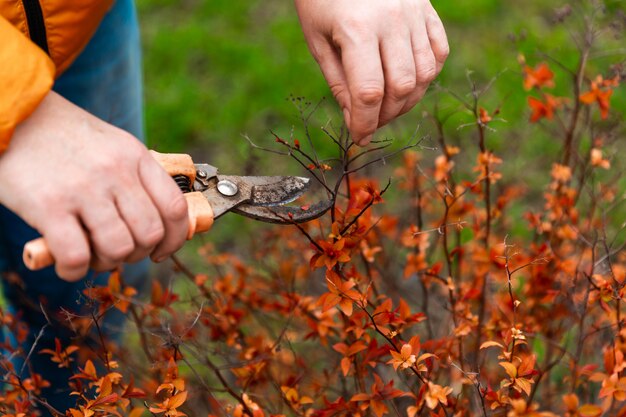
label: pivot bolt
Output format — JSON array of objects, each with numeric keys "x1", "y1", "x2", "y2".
[{"x1": 217, "y1": 179, "x2": 238, "y2": 196}]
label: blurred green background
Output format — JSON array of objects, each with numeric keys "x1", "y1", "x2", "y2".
[
  {"x1": 136, "y1": 0, "x2": 625, "y2": 251},
  {"x1": 137, "y1": 0, "x2": 625, "y2": 147}
]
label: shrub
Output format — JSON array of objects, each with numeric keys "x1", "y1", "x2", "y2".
[{"x1": 1, "y1": 2, "x2": 625, "y2": 417}]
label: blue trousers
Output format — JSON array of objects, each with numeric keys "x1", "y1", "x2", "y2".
[{"x1": 0, "y1": 0, "x2": 148, "y2": 413}]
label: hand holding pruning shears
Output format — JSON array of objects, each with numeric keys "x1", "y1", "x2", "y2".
[
  {"x1": 22, "y1": 150, "x2": 331, "y2": 273},
  {"x1": 0, "y1": 93, "x2": 330, "y2": 281}
]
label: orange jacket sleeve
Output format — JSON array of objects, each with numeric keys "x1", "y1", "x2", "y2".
[{"x1": 0, "y1": 17, "x2": 55, "y2": 154}]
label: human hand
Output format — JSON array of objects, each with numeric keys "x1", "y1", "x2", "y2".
[
  {"x1": 0, "y1": 92, "x2": 189, "y2": 281},
  {"x1": 294, "y1": 0, "x2": 449, "y2": 145}
]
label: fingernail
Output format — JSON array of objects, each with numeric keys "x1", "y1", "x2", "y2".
[
  {"x1": 342, "y1": 108, "x2": 351, "y2": 129},
  {"x1": 358, "y1": 135, "x2": 373, "y2": 146},
  {"x1": 152, "y1": 255, "x2": 166, "y2": 263}
]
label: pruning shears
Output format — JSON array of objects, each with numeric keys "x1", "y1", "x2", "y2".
[{"x1": 23, "y1": 151, "x2": 331, "y2": 271}]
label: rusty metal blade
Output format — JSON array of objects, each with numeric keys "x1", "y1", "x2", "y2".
[
  {"x1": 232, "y1": 199, "x2": 333, "y2": 224},
  {"x1": 201, "y1": 174, "x2": 320, "y2": 221},
  {"x1": 217, "y1": 175, "x2": 311, "y2": 207}
]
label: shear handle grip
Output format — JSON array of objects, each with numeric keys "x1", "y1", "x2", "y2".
[
  {"x1": 23, "y1": 238, "x2": 54, "y2": 271},
  {"x1": 185, "y1": 191, "x2": 214, "y2": 239},
  {"x1": 22, "y1": 192, "x2": 214, "y2": 271},
  {"x1": 149, "y1": 150, "x2": 197, "y2": 183}
]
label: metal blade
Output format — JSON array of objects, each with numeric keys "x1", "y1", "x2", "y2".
[
  {"x1": 218, "y1": 175, "x2": 311, "y2": 206},
  {"x1": 192, "y1": 163, "x2": 310, "y2": 207},
  {"x1": 200, "y1": 173, "x2": 317, "y2": 220},
  {"x1": 233, "y1": 199, "x2": 333, "y2": 224}
]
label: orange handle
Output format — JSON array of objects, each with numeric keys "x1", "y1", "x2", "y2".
[
  {"x1": 147, "y1": 151, "x2": 214, "y2": 237},
  {"x1": 185, "y1": 191, "x2": 214, "y2": 239},
  {"x1": 149, "y1": 150, "x2": 197, "y2": 183},
  {"x1": 23, "y1": 237, "x2": 53, "y2": 271}
]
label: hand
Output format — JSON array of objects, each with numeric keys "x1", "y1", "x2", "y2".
[
  {"x1": 295, "y1": 0, "x2": 449, "y2": 145},
  {"x1": 0, "y1": 92, "x2": 189, "y2": 281}
]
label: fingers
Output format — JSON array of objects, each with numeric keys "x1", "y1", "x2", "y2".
[
  {"x1": 138, "y1": 153, "x2": 189, "y2": 262},
  {"x1": 298, "y1": 1, "x2": 449, "y2": 145},
  {"x1": 400, "y1": 21, "x2": 439, "y2": 115},
  {"x1": 43, "y1": 215, "x2": 90, "y2": 281},
  {"x1": 425, "y1": 9, "x2": 450, "y2": 73},
  {"x1": 115, "y1": 185, "x2": 165, "y2": 263},
  {"x1": 313, "y1": 41, "x2": 351, "y2": 125},
  {"x1": 378, "y1": 27, "x2": 417, "y2": 127},
  {"x1": 45, "y1": 156, "x2": 185, "y2": 277},
  {"x1": 334, "y1": 16, "x2": 446, "y2": 144},
  {"x1": 340, "y1": 36, "x2": 385, "y2": 146},
  {"x1": 79, "y1": 199, "x2": 135, "y2": 272}
]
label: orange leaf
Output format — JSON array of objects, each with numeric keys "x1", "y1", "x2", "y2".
[
  {"x1": 98, "y1": 376, "x2": 113, "y2": 398},
  {"x1": 523, "y1": 63, "x2": 555, "y2": 90},
  {"x1": 168, "y1": 391, "x2": 188, "y2": 409},
  {"x1": 480, "y1": 341, "x2": 504, "y2": 350},
  {"x1": 578, "y1": 404, "x2": 602, "y2": 417},
  {"x1": 499, "y1": 361, "x2": 517, "y2": 379},
  {"x1": 562, "y1": 393, "x2": 579, "y2": 410},
  {"x1": 351, "y1": 393, "x2": 370, "y2": 402},
  {"x1": 91, "y1": 393, "x2": 120, "y2": 407},
  {"x1": 479, "y1": 107, "x2": 492, "y2": 124},
  {"x1": 407, "y1": 406, "x2": 419, "y2": 417},
  {"x1": 338, "y1": 298, "x2": 354, "y2": 316},
  {"x1": 68, "y1": 409, "x2": 83, "y2": 417},
  {"x1": 84, "y1": 360, "x2": 97, "y2": 378},
  {"x1": 128, "y1": 408, "x2": 145, "y2": 417},
  {"x1": 341, "y1": 357, "x2": 351, "y2": 376},
  {"x1": 579, "y1": 90, "x2": 597, "y2": 104},
  {"x1": 370, "y1": 399, "x2": 388, "y2": 417}
]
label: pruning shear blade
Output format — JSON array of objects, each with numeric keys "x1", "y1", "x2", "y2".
[
  {"x1": 193, "y1": 163, "x2": 330, "y2": 223},
  {"x1": 21, "y1": 152, "x2": 332, "y2": 272},
  {"x1": 233, "y1": 198, "x2": 333, "y2": 223}
]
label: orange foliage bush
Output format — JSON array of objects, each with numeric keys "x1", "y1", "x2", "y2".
[{"x1": 2, "y1": 5, "x2": 625, "y2": 417}]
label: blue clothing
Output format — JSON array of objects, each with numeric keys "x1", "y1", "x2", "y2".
[{"x1": 0, "y1": 0, "x2": 147, "y2": 413}]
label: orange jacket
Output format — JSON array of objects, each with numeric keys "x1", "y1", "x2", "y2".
[{"x1": 0, "y1": 0, "x2": 112, "y2": 153}]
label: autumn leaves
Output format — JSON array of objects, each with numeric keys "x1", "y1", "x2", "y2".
[{"x1": 523, "y1": 61, "x2": 620, "y2": 123}]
